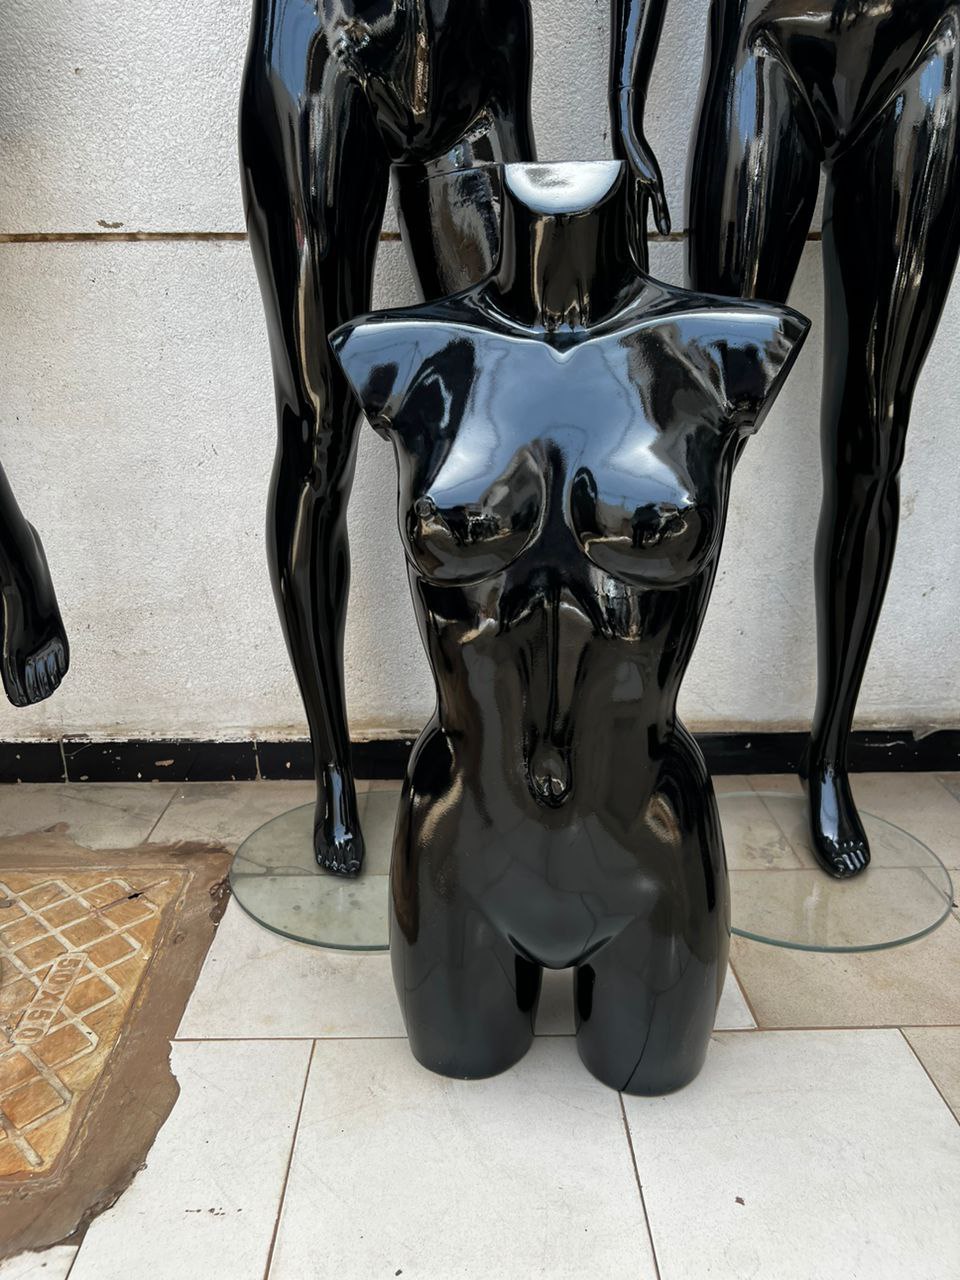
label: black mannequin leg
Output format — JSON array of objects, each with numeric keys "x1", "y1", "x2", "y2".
[
  {"x1": 392, "y1": 897, "x2": 542, "y2": 1080},
  {"x1": 575, "y1": 911, "x2": 727, "y2": 1096},
  {"x1": 574, "y1": 752, "x2": 729, "y2": 1097},
  {"x1": 240, "y1": 3, "x2": 390, "y2": 873},
  {"x1": 0, "y1": 461, "x2": 68, "y2": 707},
  {"x1": 687, "y1": 35, "x2": 821, "y2": 301},
  {"x1": 389, "y1": 746, "x2": 542, "y2": 1080},
  {"x1": 806, "y1": 17, "x2": 960, "y2": 875},
  {"x1": 687, "y1": 37, "x2": 821, "y2": 484}
]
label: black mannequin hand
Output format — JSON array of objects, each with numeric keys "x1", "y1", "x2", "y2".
[{"x1": 612, "y1": 91, "x2": 670, "y2": 234}]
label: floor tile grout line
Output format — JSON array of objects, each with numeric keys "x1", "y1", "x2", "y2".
[
  {"x1": 173, "y1": 1026, "x2": 755, "y2": 1041},
  {"x1": 0, "y1": 229, "x2": 828, "y2": 245},
  {"x1": 749, "y1": 788, "x2": 811, "y2": 871},
  {"x1": 898, "y1": 1028, "x2": 960, "y2": 1128},
  {"x1": 932, "y1": 775, "x2": 960, "y2": 809},
  {"x1": 727, "y1": 956, "x2": 762, "y2": 1029},
  {"x1": 173, "y1": 1035, "x2": 411, "y2": 1043},
  {"x1": 618, "y1": 1093, "x2": 663, "y2": 1280},
  {"x1": 171, "y1": 1033, "x2": 590, "y2": 1043},
  {"x1": 717, "y1": 1022, "x2": 960, "y2": 1032},
  {"x1": 171, "y1": 1020, "x2": 960, "y2": 1044},
  {"x1": 262, "y1": 1039, "x2": 316, "y2": 1280},
  {"x1": 144, "y1": 787, "x2": 180, "y2": 842}
]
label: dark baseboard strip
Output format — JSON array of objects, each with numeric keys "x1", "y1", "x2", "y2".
[
  {"x1": 0, "y1": 742, "x2": 66, "y2": 784},
  {"x1": 0, "y1": 731, "x2": 956, "y2": 786},
  {"x1": 60, "y1": 738, "x2": 259, "y2": 784},
  {"x1": 699, "y1": 730, "x2": 960, "y2": 775}
]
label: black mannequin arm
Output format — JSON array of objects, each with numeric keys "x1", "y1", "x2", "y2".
[{"x1": 609, "y1": 0, "x2": 671, "y2": 233}]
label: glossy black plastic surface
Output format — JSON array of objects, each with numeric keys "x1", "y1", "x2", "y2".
[
  {"x1": 612, "y1": 0, "x2": 960, "y2": 878},
  {"x1": 0, "y1": 462, "x2": 68, "y2": 708},
  {"x1": 331, "y1": 162, "x2": 809, "y2": 1092},
  {"x1": 240, "y1": 0, "x2": 535, "y2": 875}
]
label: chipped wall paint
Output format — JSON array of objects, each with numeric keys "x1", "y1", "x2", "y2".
[{"x1": 0, "y1": 1, "x2": 958, "y2": 742}]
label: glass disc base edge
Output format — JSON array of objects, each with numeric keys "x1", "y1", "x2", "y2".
[
  {"x1": 229, "y1": 791, "x2": 395, "y2": 952},
  {"x1": 722, "y1": 790, "x2": 955, "y2": 953}
]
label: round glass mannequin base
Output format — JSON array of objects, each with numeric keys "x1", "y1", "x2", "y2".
[
  {"x1": 229, "y1": 790, "x2": 397, "y2": 952},
  {"x1": 229, "y1": 784, "x2": 956, "y2": 955},
  {"x1": 720, "y1": 790, "x2": 955, "y2": 952}
]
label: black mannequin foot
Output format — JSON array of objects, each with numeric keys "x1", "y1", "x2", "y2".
[
  {"x1": 314, "y1": 764, "x2": 365, "y2": 876},
  {"x1": 800, "y1": 757, "x2": 871, "y2": 879},
  {"x1": 1, "y1": 524, "x2": 70, "y2": 708}
]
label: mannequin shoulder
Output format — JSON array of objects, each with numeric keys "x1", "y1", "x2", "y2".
[
  {"x1": 611, "y1": 280, "x2": 809, "y2": 348},
  {"x1": 606, "y1": 289, "x2": 810, "y2": 434},
  {"x1": 678, "y1": 294, "x2": 810, "y2": 351},
  {"x1": 329, "y1": 299, "x2": 509, "y2": 427},
  {"x1": 612, "y1": 290, "x2": 809, "y2": 377}
]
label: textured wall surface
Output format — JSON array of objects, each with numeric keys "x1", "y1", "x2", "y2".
[{"x1": 0, "y1": 1, "x2": 957, "y2": 743}]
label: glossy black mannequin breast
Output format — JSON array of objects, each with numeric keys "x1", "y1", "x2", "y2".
[
  {"x1": 611, "y1": 0, "x2": 960, "y2": 877},
  {"x1": 240, "y1": 0, "x2": 535, "y2": 874},
  {"x1": 332, "y1": 162, "x2": 809, "y2": 1092}
]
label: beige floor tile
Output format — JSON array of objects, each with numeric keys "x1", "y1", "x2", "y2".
[
  {"x1": 356, "y1": 785, "x2": 400, "y2": 874},
  {"x1": 269, "y1": 1037, "x2": 656, "y2": 1280},
  {"x1": 69, "y1": 1040, "x2": 312, "y2": 1280},
  {"x1": 719, "y1": 789, "x2": 804, "y2": 869},
  {"x1": 148, "y1": 781, "x2": 315, "y2": 852},
  {"x1": 748, "y1": 785, "x2": 824, "y2": 871},
  {"x1": 746, "y1": 772, "x2": 960, "y2": 875},
  {"x1": 746, "y1": 772, "x2": 802, "y2": 795},
  {"x1": 624, "y1": 1030, "x2": 960, "y2": 1280},
  {"x1": 535, "y1": 966, "x2": 574, "y2": 1033},
  {"x1": 0, "y1": 784, "x2": 176, "y2": 849},
  {"x1": 186, "y1": 902, "x2": 758, "y2": 1042},
  {"x1": 846, "y1": 774, "x2": 960, "y2": 870},
  {"x1": 151, "y1": 782, "x2": 397, "y2": 876},
  {"x1": 712, "y1": 775, "x2": 752, "y2": 795},
  {"x1": 730, "y1": 865, "x2": 951, "y2": 952},
  {"x1": 176, "y1": 900, "x2": 404, "y2": 1039},
  {"x1": 716, "y1": 969, "x2": 757, "y2": 1029},
  {"x1": 730, "y1": 913, "x2": 960, "y2": 1027},
  {"x1": 937, "y1": 773, "x2": 960, "y2": 803},
  {"x1": 903, "y1": 1027, "x2": 960, "y2": 1121},
  {"x1": 0, "y1": 1246, "x2": 77, "y2": 1278},
  {"x1": 535, "y1": 967, "x2": 755, "y2": 1034}
]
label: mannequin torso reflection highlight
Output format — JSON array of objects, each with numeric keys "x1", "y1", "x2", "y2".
[
  {"x1": 332, "y1": 162, "x2": 808, "y2": 1092},
  {"x1": 241, "y1": 0, "x2": 534, "y2": 873},
  {"x1": 611, "y1": 0, "x2": 960, "y2": 877}
]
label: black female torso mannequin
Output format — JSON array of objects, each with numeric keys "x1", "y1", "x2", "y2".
[
  {"x1": 612, "y1": 0, "x2": 960, "y2": 878},
  {"x1": 0, "y1": 467, "x2": 68, "y2": 707},
  {"x1": 332, "y1": 162, "x2": 808, "y2": 1092},
  {"x1": 240, "y1": 0, "x2": 535, "y2": 874}
]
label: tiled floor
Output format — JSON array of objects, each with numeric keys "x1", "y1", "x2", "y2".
[{"x1": 1, "y1": 774, "x2": 958, "y2": 1279}]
